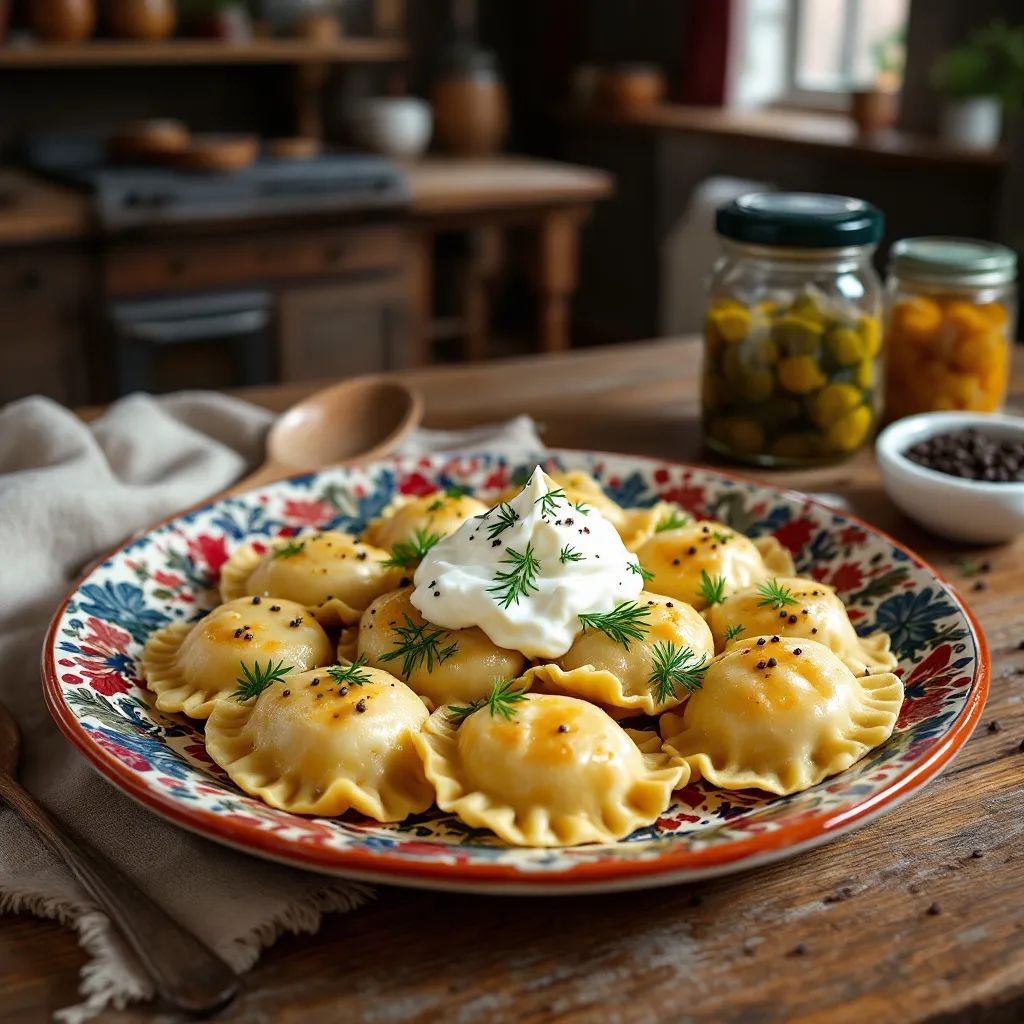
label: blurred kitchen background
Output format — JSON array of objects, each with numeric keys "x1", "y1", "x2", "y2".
[{"x1": 1, "y1": 0, "x2": 1022, "y2": 406}]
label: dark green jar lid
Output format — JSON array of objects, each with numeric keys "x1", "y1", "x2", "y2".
[
  {"x1": 889, "y1": 237, "x2": 1017, "y2": 287},
  {"x1": 716, "y1": 192, "x2": 885, "y2": 249}
]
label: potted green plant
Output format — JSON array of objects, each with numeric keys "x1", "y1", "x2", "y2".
[{"x1": 932, "y1": 20, "x2": 1024, "y2": 149}]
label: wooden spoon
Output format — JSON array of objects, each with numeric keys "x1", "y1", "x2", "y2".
[
  {"x1": 0, "y1": 700, "x2": 238, "y2": 1013},
  {"x1": 224, "y1": 375, "x2": 422, "y2": 497}
]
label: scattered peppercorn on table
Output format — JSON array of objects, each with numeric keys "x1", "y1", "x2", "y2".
[{"x1": 15, "y1": 336, "x2": 1024, "y2": 1024}]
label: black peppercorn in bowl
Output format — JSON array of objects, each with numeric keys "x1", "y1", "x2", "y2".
[{"x1": 876, "y1": 411, "x2": 1024, "y2": 543}]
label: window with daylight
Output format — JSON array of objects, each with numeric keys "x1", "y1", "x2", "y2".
[
  {"x1": 787, "y1": 0, "x2": 909, "y2": 102},
  {"x1": 728, "y1": 0, "x2": 909, "y2": 110}
]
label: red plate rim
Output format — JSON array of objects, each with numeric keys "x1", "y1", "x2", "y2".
[{"x1": 41, "y1": 450, "x2": 990, "y2": 890}]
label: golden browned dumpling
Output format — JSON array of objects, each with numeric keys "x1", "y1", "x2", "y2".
[
  {"x1": 633, "y1": 520, "x2": 794, "y2": 611},
  {"x1": 617, "y1": 503, "x2": 692, "y2": 552},
  {"x1": 358, "y1": 588, "x2": 527, "y2": 709},
  {"x1": 495, "y1": 470, "x2": 627, "y2": 527},
  {"x1": 140, "y1": 596, "x2": 333, "y2": 719},
  {"x1": 205, "y1": 663, "x2": 433, "y2": 821},
  {"x1": 660, "y1": 637, "x2": 903, "y2": 796},
  {"x1": 524, "y1": 592, "x2": 714, "y2": 714},
  {"x1": 704, "y1": 576, "x2": 897, "y2": 673},
  {"x1": 413, "y1": 692, "x2": 686, "y2": 846},
  {"x1": 362, "y1": 492, "x2": 488, "y2": 556},
  {"x1": 219, "y1": 531, "x2": 405, "y2": 626}
]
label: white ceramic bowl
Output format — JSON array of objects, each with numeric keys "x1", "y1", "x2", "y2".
[
  {"x1": 348, "y1": 97, "x2": 432, "y2": 159},
  {"x1": 876, "y1": 411, "x2": 1024, "y2": 544}
]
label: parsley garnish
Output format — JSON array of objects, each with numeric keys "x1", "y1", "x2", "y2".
[
  {"x1": 382, "y1": 528, "x2": 443, "y2": 569},
  {"x1": 627, "y1": 559, "x2": 655, "y2": 583},
  {"x1": 535, "y1": 487, "x2": 566, "y2": 519},
  {"x1": 648, "y1": 642, "x2": 707, "y2": 704},
  {"x1": 698, "y1": 570, "x2": 726, "y2": 606},
  {"x1": 232, "y1": 659, "x2": 292, "y2": 702},
  {"x1": 756, "y1": 578, "x2": 798, "y2": 610},
  {"x1": 578, "y1": 601, "x2": 651, "y2": 649},
  {"x1": 273, "y1": 540, "x2": 306, "y2": 559},
  {"x1": 655, "y1": 509, "x2": 691, "y2": 533},
  {"x1": 379, "y1": 614, "x2": 458, "y2": 678},
  {"x1": 327, "y1": 656, "x2": 372, "y2": 687},
  {"x1": 559, "y1": 544, "x2": 585, "y2": 564},
  {"x1": 487, "y1": 542, "x2": 541, "y2": 609},
  {"x1": 723, "y1": 623, "x2": 746, "y2": 643},
  {"x1": 449, "y1": 678, "x2": 529, "y2": 723}
]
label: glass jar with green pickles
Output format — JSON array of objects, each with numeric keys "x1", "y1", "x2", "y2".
[{"x1": 703, "y1": 192, "x2": 885, "y2": 466}]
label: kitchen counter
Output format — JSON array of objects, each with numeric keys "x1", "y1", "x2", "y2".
[
  {"x1": 0, "y1": 170, "x2": 93, "y2": 246},
  {"x1": 0, "y1": 157, "x2": 612, "y2": 247}
]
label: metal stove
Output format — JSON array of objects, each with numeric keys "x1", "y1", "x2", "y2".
[{"x1": 23, "y1": 132, "x2": 409, "y2": 230}]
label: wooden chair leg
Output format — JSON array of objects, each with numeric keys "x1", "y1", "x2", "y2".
[{"x1": 462, "y1": 226, "x2": 502, "y2": 362}]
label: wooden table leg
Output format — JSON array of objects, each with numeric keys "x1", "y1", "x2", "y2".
[
  {"x1": 536, "y1": 207, "x2": 585, "y2": 353},
  {"x1": 408, "y1": 228, "x2": 434, "y2": 366},
  {"x1": 462, "y1": 225, "x2": 503, "y2": 362}
]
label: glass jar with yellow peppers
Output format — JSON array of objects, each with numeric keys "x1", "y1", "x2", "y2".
[
  {"x1": 884, "y1": 238, "x2": 1017, "y2": 420},
  {"x1": 704, "y1": 193, "x2": 885, "y2": 467}
]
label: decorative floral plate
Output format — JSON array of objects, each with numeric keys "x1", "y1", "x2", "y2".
[{"x1": 42, "y1": 451, "x2": 988, "y2": 894}]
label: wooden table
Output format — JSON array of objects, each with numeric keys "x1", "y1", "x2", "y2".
[
  {"x1": 404, "y1": 157, "x2": 613, "y2": 361},
  {"x1": 5, "y1": 337, "x2": 1024, "y2": 1023}
]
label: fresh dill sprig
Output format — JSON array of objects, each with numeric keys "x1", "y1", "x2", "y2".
[
  {"x1": 232, "y1": 659, "x2": 292, "y2": 702},
  {"x1": 578, "y1": 601, "x2": 651, "y2": 649},
  {"x1": 560, "y1": 544, "x2": 585, "y2": 564},
  {"x1": 448, "y1": 678, "x2": 529, "y2": 724},
  {"x1": 572, "y1": 500, "x2": 591, "y2": 516},
  {"x1": 711, "y1": 530, "x2": 732, "y2": 545},
  {"x1": 756, "y1": 578, "x2": 798, "y2": 610},
  {"x1": 445, "y1": 485, "x2": 470, "y2": 499},
  {"x1": 648, "y1": 642, "x2": 707, "y2": 704},
  {"x1": 273, "y1": 539, "x2": 306, "y2": 559},
  {"x1": 535, "y1": 487, "x2": 566, "y2": 519},
  {"x1": 487, "y1": 542, "x2": 541, "y2": 609},
  {"x1": 723, "y1": 623, "x2": 746, "y2": 643},
  {"x1": 627, "y1": 559, "x2": 655, "y2": 583},
  {"x1": 379, "y1": 614, "x2": 458, "y2": 678},
  {"x1": 483, "y1": 502, "x2": 520, "y2": 541},
  {"x1": 426, "y1": 499, "x2": 446, "y2": 512},
  {"x1": 327, "y1": 656, "x2": 372, "y2": 687},
  {"x1": 382, "y1": 528, "x2": 443, "y2": 569},
  {"x1": 955, "y1": 558, "x2": 981, "y2": 578},
  {"x1": 698, "y1": 570, "x2": 726, "y2": 606},
  {"x1": 655, "y1": 509, "x2": 691, "y2": 533}
]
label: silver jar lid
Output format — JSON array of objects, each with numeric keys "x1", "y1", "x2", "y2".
[{"x1": 889, "y1": 237, "x2": 1017, "y2": 288}]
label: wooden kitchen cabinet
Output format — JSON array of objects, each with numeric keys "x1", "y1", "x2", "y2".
[
  {"x1": 277, "y1": 273, "x2": 412, "y2": 381},
  {"x1": 0, "y1": 245, "x2": 90, "y2": 405}
]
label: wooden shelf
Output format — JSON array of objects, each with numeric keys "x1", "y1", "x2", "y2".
[
  {"x1": 0, "y1": 37, "x2": 407, "y2": 68},
  {"x1": 567, "y1": 103, "x2": 1008, "y2": 172}
]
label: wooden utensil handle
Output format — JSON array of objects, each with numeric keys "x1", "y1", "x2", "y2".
[{"x1": 0, "y1": 773, "x2": 238, "y2": 1013}]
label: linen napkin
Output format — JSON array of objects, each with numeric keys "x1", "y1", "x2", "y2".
[{"x1": 0, "y1": 390, "x2": 543, "y2": 1023}]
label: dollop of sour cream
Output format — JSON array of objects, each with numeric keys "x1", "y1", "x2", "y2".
[{"x1": 411, "y1": 467, "x2": 644, "y2": 658}]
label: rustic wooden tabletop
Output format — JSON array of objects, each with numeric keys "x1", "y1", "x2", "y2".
[{"x1": 4, "y1": 337, "x2": 1024, "y2": 1023}]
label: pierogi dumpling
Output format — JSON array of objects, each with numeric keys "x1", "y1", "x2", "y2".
[
  {"x1": 617, "y1": 502, "x2": 691, "y2": 552},
  {"x1": 660, "y1": 637, "x2": 903, "y2": 796},
  {"x1": 140, "y1": 596, "x2": 333, "y2": 718},
  {"x1": 362, "y1": 492, "x2": 488, "y2": 554},
  {"x1": 205, "y1": 665, "x2": 433, "y2": 821},
  {"x1": 704, "y1": 576, "x2": 897, "y2": 673},
  {"x1": 413, "y1": 693, "x2": 687, "y2": 846},
  {"x1": 495, "y1": 470, "x2": 627, "y2": 527},
  {"x1": 525, "y1": 592, "x2": 714, "y2": 714},
  {"x1": 634, "y1": 520, "x2": 794, "y2": 611},
  {"x1": 219, "y1": 531, "x2": 405, "y2": 626},
  {"x1": 358, "y1": 587, "x2": 528, "y2": 709}
]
